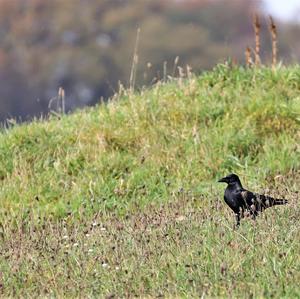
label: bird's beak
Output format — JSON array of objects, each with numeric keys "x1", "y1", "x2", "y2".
[{"x1": 218, "y1": 177, "x2": 227, "y2": 183}]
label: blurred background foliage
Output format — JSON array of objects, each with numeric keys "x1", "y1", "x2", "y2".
[{"x1": 0, "y1": 0, "x2": 300, "y2": 122}]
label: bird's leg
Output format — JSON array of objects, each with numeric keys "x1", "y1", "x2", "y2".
[
  {"x1": 235, "y1": 213, "x2": 240, "y2": 227},
  {"x1": 251, "y1": 212, "x2": 257, "y2": 221},
  {"x1": 250, "y1": 204, "x2": 257, "y2": 220}
]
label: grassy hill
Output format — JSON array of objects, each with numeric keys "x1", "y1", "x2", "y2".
[{"x1": 0, "y1": 64, "x2": 299, "y2": 297}]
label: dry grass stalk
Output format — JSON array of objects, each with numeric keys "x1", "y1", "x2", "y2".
[
  {"x1": 253, "y1": 14, "x2": 261, "y2": 66},
  {"x1": 245, "y1": 46, "x2": 253, "y2": 67},
  {"x1": 269, "y1": 16, "x2": 278, "y2": 70},
  {"x1": 129, "y1": 28, "x2": 140, "y2": 93},
  {"x1": 172, "y1": 56, "x2": 179, "y2": 77},
  {"x1": 163, "y1": 61, "x2": 167, "y2": 82},
  {"x1": 58, "y1": 87, "x2": 65, "y2": 114}
]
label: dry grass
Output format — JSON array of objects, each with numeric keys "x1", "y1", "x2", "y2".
[
  {"x1": 269, "y1": 16, "x2": 278, "y2": 70},
  {"x1": 245, "y1": 14, "x2": 279, "y2": 69},
  {"x1": 1, "y1": 179, "x2": 299, "y2": 297},
  {"x1": 245, "y1": 46, "x2": 252, "y2": 67},
  {"x1": 253, "y1": 14, "x2": 261, "y2": 66}
]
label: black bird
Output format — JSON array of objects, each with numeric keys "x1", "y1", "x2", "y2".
[{"x1": 218, "y1": 173, "x2": 288, "y2": 226}]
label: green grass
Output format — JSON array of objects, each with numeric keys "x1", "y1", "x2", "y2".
[{"x1": 0, "y1": 64, "x2": 299, "y2": 297}]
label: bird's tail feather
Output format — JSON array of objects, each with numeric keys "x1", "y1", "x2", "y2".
[
  {"x1": 273, "y1": 198, "x2": 288, "y2": 205},
  {"x1": 260, "y1": 194, "x2": 288, "y2": 207}
]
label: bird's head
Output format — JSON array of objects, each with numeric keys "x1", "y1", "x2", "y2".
[{"x1": 218, "y1": 173, "x2": 241, "y2": 185}]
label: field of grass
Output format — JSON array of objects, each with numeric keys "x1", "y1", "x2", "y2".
[{"x1": 0, "y1": 64, "x2": 299, "y2": 297}]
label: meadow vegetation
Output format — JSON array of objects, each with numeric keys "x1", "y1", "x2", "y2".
[{"x1": 0, "y1": 64, "x2": 299, "y2": 297}]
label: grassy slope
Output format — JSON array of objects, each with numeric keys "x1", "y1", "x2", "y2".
[{"x1": 0, "y1": 64, "x2": 299, "y2": 297}]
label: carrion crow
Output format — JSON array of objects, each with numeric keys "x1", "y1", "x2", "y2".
[{"x1": 218, "y1": 173, "x2": 288, "y2": 226}]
